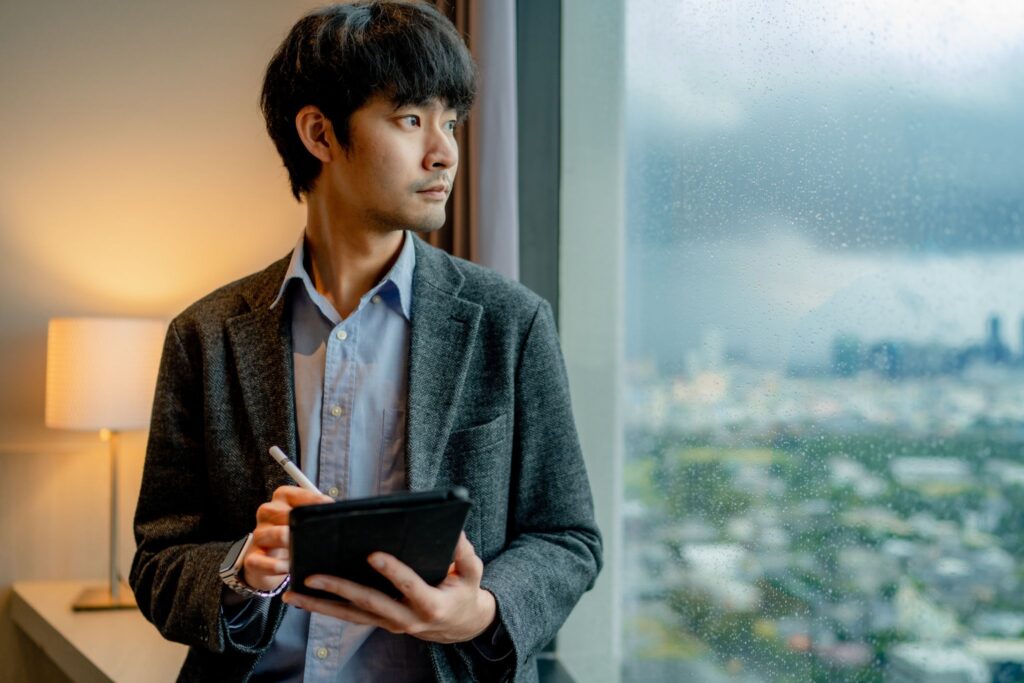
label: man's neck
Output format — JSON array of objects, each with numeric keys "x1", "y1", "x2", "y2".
[{"x1": 304, "y1": 211, "x2": 405, "y2": 320}]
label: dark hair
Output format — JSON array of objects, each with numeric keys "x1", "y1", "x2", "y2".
[{"x1": 260, "y1": 1, "x2": 477, "y2": 200}]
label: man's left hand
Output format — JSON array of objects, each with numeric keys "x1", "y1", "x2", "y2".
[{"x1": 281, "y1": 531, "x2": 497, "y2": 644}]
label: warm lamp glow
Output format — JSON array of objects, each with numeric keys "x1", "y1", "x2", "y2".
[
  {"x1": 45, "y1": 317, "x2": 166, "y2": 431},
  {"x1": 44, "y1": 316, "x2": 166, "y2": 611}
]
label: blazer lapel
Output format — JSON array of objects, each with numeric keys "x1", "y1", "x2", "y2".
[
  {"x1": 225, "y1": 257, "x2": 297, "y2": 499},
  {"x1": 406, "y1": 237, "x2": 483, "y2": 490}
]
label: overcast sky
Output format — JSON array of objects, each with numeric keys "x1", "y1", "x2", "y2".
[{"x1": 625, "y1": 0, "x2": 1024, "y2": 369}]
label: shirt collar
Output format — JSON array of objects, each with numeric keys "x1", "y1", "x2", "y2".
[
  {"x1": 270, "y1": 229, "x2": 415, "y2": 322},
  {"x1": 384, "y1": 230, "x2": 415, "y2": 321}
]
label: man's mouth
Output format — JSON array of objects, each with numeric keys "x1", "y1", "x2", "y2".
[{"x1": 417, "y1": 184, "x2": 450, "y2": 199}]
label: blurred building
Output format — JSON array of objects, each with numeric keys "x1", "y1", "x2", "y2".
[{"x1": 885, "y1": 643, "x2": 988, "y2": 683}]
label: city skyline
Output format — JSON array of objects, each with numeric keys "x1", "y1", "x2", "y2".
[{"x1": 627, "y1": 231, "x2": 1024, "y2": 371}]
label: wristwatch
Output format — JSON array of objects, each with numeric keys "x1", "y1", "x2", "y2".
[{"x1": 219, "y1": 533, "x2": 291, "y2": 599}]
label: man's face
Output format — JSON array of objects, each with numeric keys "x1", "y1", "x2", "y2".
[{"x1": 322, "y1": 95, "x2": 459, "y2": 234}]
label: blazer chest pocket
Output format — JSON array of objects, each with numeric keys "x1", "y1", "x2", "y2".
[
  {"x1": 446, "y1": 412, "x2": 508, "y2": 456},
  {"x1": 445, "y1": 412, "x2": 509, "y2": 561}
]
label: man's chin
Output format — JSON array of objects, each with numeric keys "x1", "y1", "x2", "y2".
[
  {"x1": 370, "y1": 207, "x2": 447, "y2": 235},
  {"x1": 407, "y1": 212, "x2": 448, "y2": 234},
  {"x1": 408, "y1": 223, "x2": 445, "y2": 235}
]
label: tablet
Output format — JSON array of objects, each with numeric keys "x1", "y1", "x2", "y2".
[{"x1": 289, "y1": 487, "x2": 472, "y2": 601}]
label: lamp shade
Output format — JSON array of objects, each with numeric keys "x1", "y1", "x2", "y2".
[{"x1": 45, "y1": 317, "x2": 166, "y2": 431}]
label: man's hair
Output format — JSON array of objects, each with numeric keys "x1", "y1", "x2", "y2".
[{"x1": 260, "y1": 1, "x2": 477, "y2": 200}]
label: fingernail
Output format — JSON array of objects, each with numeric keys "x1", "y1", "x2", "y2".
[
  {"x1": 369, "y1": 555, "x2": 385, "y2": 569},
  {"x1": 306, "y1": 577, "x2": 325, "y2": 589}
]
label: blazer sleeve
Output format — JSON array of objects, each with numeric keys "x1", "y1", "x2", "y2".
[
  {"x1": 466, "y1": 299, "x2": 604, "y2": 681},
  {"x1": 129, "y1": 319, "x2": 285, "y2": 656}
]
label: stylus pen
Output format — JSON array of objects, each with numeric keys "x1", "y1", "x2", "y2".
[{"x1": 268, "y1": 446, "x2": 325, "y2": 496}]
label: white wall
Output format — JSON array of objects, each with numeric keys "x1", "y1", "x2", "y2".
[{"x1": 0, "y1": 2, "x2": 318, "y2": 678}]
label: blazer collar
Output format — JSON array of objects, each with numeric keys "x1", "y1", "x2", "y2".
[
  {"x1": 406, "y1": 235, "x2": 483, "y2": 490},
  {"x1": 225, "y1": 253, "x2": 297, "y2": 498},
  {"x1": 224, "y1": 237, "x2": 484, "y2": 496}
]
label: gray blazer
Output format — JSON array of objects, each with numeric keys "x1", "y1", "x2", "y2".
[{"x1": 130, "y1": 235, "x2": 602, "y2": 682}]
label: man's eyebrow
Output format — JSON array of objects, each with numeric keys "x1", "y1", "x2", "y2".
[{"x1": 389, "y1": 99, "x2": 456, "y2": 113}]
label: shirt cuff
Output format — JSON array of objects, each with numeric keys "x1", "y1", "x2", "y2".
[
  {"x1": 220, "y1": 586, "x2": 272, "y2": 642},
  {"x1": 470, "y1": 617, "x2": 513, "y2": 662}
]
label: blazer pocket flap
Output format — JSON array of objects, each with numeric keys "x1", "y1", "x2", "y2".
[{"x1": 446, "y1": 413, "x2": 508, "y2": 454}]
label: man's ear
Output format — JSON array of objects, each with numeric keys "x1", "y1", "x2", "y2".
[{"x1": 295, "y1": 105, "x2": 335, "y2": 164}]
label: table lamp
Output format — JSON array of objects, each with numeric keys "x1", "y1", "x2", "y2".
[{"x1": 45, "y1": 317, "x2": 166, "y2": 611}]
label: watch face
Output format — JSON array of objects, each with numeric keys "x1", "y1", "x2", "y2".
[{"x1": 219, "y1": 536, "x2": 249, "y2": 574}]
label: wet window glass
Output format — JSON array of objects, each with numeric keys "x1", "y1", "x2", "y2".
[{"x1": 623, "y1": 2, "x2": 1024, "y2": 681}]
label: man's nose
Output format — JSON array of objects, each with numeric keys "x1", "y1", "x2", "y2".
[{"x1": 424, "y1": 126, "x2": 458, "y2": 171}]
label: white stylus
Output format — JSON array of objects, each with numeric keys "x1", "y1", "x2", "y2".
[{"x1": 268, "y1": 446, "x2": 324, "y2": 496}]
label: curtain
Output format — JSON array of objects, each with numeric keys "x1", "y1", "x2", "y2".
[{"x1": 429, "y1": 0, "x2": 519, "y2": 280}]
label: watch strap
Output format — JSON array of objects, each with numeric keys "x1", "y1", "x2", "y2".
[
  {"x1": 220, "y1": 533, "x2": 291, "y2": 599},
  {"x1": 222, "y1": 572, "x2": 291, "y2": 599}
]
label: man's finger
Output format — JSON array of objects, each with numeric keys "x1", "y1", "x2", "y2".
[
  {"x1": 452, "y1": 532, "x2": 483, "y2": 581},
  {"x1": 255, "y1": 502, "x2": 291, "y2": 526},
  {"x1": 257, "y1": 488, "x2": 331, "y2": 526},
  {"x1": 244, "y1": 551, "x2": 289, "y2": 577},
  {"x1": 253, "y1": 525, "x2": 289, "y2": 549},
  {"x1": 283, "y1": 590, "x2": 399, "y2": 632},
  {"x1": 367, "y1": 554, "x2": 443, "y2": 617},
  {"x1": 302, "y1": 574, "x2": 418, "y2": 626},
  {"x1": 271, "y1": 485, "x2": 333, "y2": 507}
]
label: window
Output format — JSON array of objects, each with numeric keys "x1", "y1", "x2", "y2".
[{"x1": 620, "y1": 2, "x2": 1024, "y2": 681}]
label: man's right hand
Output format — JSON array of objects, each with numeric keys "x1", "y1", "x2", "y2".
[{"x1": 243, "y1": 485, "x2": 333, "y2": 592}]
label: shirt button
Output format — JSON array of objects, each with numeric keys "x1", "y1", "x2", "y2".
[
  {"x1": 330, "y1": 405, "x2": 343, "y2": 417},
  {"x1": 371, "y1": 295, "x2": 382, "y2": 305},
  {"x1": 336, "y1": 329, "x2": 348, "y2": 341},
  {"x1": 315, "y1": 646, "x2": 329, "y2": 660},
  {"x1": 327, "y1": 486, "x2": 340, "y2": 498}
]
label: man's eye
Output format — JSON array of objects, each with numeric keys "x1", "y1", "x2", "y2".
[
  {"x1": 402, "y1": 115, "x2": 420, "y2": 127},
  {"x1": 445, "y1": 120, "x2": 458, "y2": 132}
]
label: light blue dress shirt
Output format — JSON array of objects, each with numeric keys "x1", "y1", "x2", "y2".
[{"x1": 230, "y1": 230, "x2": 436, "y2": 682}]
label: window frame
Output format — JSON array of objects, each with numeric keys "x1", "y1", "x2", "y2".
[{"x1": 548, "y1": 1, "x2": 626, "y2": 682}]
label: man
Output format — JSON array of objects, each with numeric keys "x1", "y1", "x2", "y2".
[{"x1": 130, "y1": 2, "x2": 602, "y2": 682}]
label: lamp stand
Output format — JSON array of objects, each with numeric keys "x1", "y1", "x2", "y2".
[{"x1": 73, "y1": 429, "x2": 136, "y2": 611}]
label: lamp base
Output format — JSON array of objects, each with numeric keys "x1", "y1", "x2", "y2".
[{"x1": 72, "y1": 582, "x2": 137, "y2": 611}]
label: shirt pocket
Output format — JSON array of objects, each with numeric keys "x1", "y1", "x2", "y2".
[{"x1": 376, "y1": 407, "x2": 407, "y2": 494}]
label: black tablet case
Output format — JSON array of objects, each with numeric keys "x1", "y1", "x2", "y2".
[{"x1": 289, "y1": 487, "x2": 472, "y2": 601}]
